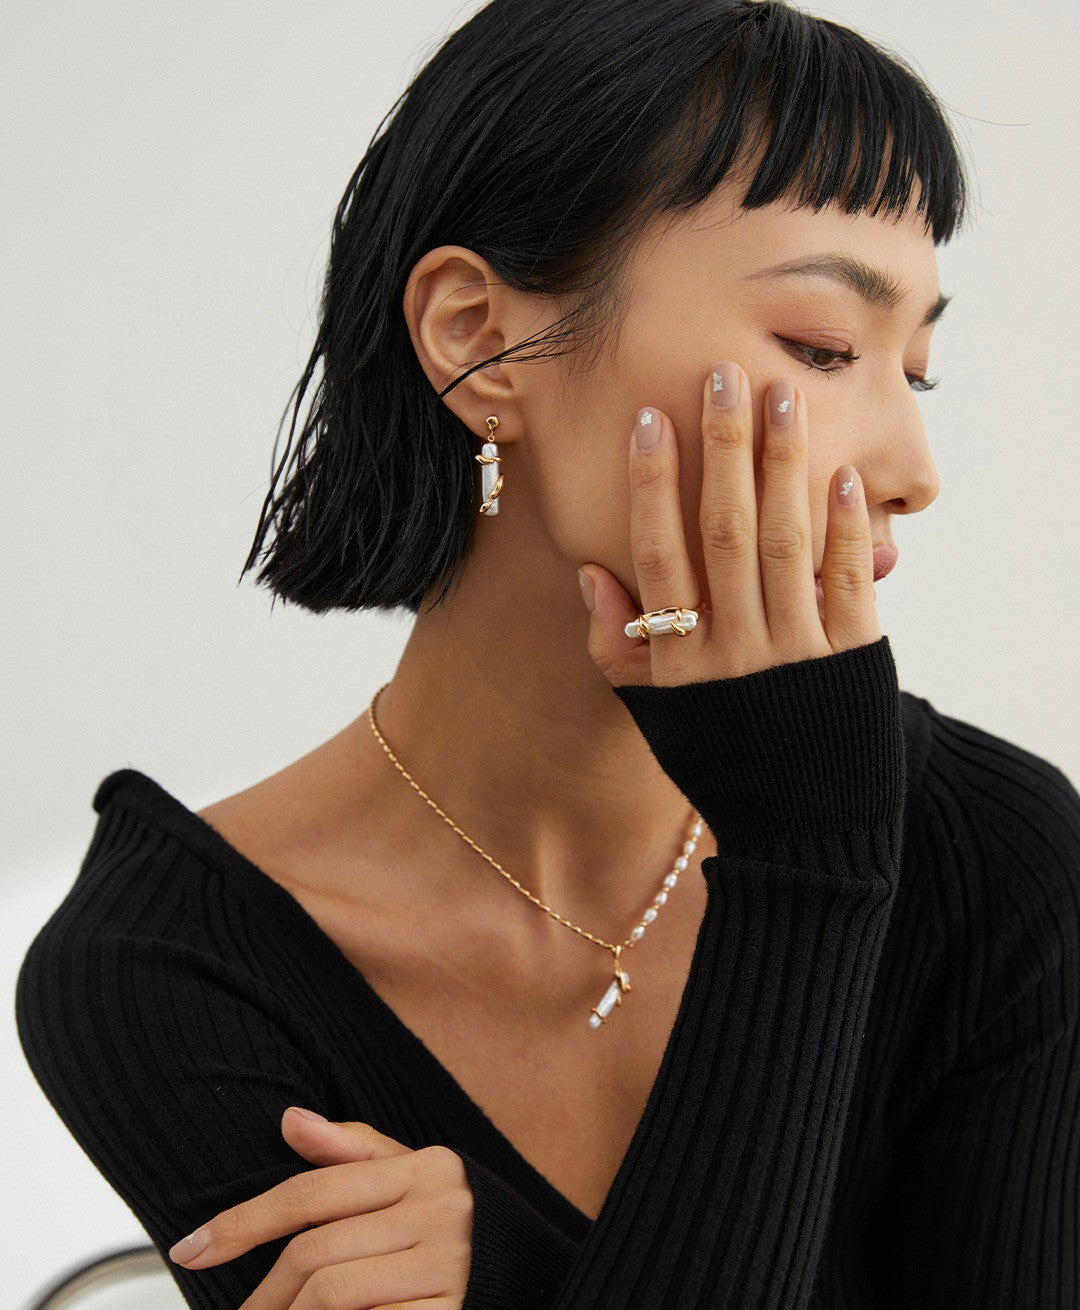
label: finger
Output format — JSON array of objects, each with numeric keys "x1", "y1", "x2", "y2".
[
  {"x1": 373, "y1": 1302, "x2": 459, "y2": 1309},
  {"x1": 627, "y1": 405, "x2": 703, "y2": 680},
  {"x1": 699, "y1": 360, "x2": 766, "y2": 648},
  {"x1": 236, "y1": 1209, "x2": 419, "y2": 1309},
  {"x1": 578, "y1": 563, "x2": 655, "y2": 687},
  {"x1": 282, "y1": 1110, "x2": 414, "y2": 1165},
  {"x1": 821, "y1": 464, "x2": 882, "y2": 650},
  {"x1": 291, "y1": 1247, "x2": 440, "y2": 1310},
  {"x1": 170, "y1": 1160, "x2": 406, "y2": 1269},
  {"x1": 372, "y1": 1301, "x2": 459, "y2": 1309},
  {"x1": 757, "y1": 379, "x2": 820, "y2": 644}
]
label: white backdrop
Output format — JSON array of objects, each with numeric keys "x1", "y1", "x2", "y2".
[{"x1": 5, "y1": 1, "x2": 1079, "y2": 1303}]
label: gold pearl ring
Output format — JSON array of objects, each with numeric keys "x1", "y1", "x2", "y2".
[{"x1": 624, "y1": 605, "x2": 701, "y2": 640}]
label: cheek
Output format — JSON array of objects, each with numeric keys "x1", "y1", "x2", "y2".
[
  {"x1": 526, "y1": 395, "x2": 631, "y2": 563},
  {"x1": 527, "y1": 366, "x2": 839, "y2": 592}
]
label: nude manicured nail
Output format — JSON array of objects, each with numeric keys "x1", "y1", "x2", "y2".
[
  {"x1": 578, "y1": 568, "x2": 595, "y2": 612},
  {"x1": 837, "y1": 464, "x2": 859, "y2": 506},
  {"x1": 169, "y1": 1227, "x2": 211, "y2": 1264},
  {"x1": 636, "y1": 406, "x2": 662, "y2": 450},
  {"x1": 770, "y1": 379, "x2": 796, "y2": 427},
  {"x1": 287, "y1": 1106, "x2": 327, "y2": 1123},
  {"x1": 710, "y1": 361, "x2": 740, "y2": 409}
]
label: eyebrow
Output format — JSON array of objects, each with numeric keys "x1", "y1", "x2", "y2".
[{"x1": 742, "y1": 252, "x2": 951, "y2": 327}]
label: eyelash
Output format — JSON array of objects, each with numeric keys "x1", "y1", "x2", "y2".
[{"x1": 775, "y1": 335, "x2": 940, "y2": 392}]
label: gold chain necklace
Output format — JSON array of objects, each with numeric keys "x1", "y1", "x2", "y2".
[{"x1": 366, "y1": 682, "x2": 703, "y2": 1029}]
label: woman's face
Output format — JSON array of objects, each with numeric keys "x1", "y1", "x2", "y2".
[{"x1": 506, "y1": 187, "x2": 945, "y2": 618}]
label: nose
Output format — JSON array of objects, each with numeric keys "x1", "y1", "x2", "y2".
[{"x1": 864, "y1": 394, "x2": 940, "y2": 518}]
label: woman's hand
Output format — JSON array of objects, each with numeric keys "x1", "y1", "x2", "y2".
[
  {"x1": 578, "y1": 361, "x2": 881, "y2": 687},
  {"x1": 168, "y1": 1107, "x2": 473, "y2": 1309}
]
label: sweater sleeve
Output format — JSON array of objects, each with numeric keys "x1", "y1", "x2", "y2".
[
  {"x1": 15, "y1": 854, "x2": 588, "y2": 1310},
  {"x1": 877, "y1": 710, "x2": 1080, "y2": 1308},
  {"x1": 458, "y1": 634, "x2": 908, "y2": 1308},
  {"x1": 14, "y1": 842, "x2": 339, "y2": 1310},
  {"x1": 457, "y1": 1151, "x2": 585, "y2": 1308}
]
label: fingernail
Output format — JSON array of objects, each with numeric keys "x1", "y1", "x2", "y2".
[
  {"x1": 836, "y1": 464, "x2": 859, "y2": 506},
  {"x1": 578, "y1": 568, "x2": 595, "y2": 612},
  {"x1": 635, "y1": 406, "x2": 662, "y2": 450},
  {"x1": 710, "y1": 361, "x2": 740, "y2": 409},
  {"x1": 287, "y1": 1106, "x2": 327, "y2": 1123},
  {"x1": 770, "y1": 379, "x2": 796, "y2": 427},
  {"x1": 169, "y1": 1226, "x2": 211, "y2": 1264}
]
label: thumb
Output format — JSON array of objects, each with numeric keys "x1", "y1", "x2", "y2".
[
  {"x1": 280, "y1": 1107, "x2": 413, "y2": 1165},
  {"x1": 577, "y1": 564, "x2": 652, "y2": 687}
]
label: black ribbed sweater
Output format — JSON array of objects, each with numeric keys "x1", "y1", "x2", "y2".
[{"x1": 15, "y1": 636, "x2": 1080, "y2": 1308}]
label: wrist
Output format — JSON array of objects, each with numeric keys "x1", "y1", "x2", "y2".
[{"x1": 612, "y1": 635, "x2": 907, "y2": 852}]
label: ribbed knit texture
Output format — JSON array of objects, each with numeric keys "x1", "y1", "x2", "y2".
[{"x1": 14, "y1": 635, "x2": 1080, "y2": 1308}]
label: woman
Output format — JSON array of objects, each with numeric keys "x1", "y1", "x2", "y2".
[{"x1": 16, "y1": 0, "x2": 1079, "y2": 1307}]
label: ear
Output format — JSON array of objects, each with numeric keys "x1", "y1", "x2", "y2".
[{"x1": 400, "y1": 244, "x2": 520, "y2": 437}]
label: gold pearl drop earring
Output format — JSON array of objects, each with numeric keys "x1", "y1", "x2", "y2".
[{"x1": 475, "y1": 415, "x2": 503, "y2": 515}]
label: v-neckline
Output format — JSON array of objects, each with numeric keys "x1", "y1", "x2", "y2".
[
  {"x1": 93, "y1": 693, "x2": 928, "y2": 1254},
  {"x1": 95, "y1": 767, "x2": 601, "y2": 1243}
]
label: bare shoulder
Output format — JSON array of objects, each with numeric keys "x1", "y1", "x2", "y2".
[
  {"x1": 194, "y1": 719, "x2": 388, "y2": 902},
  {"x1": 195, "y1": 761, "x2": 312, "y2": 876}
]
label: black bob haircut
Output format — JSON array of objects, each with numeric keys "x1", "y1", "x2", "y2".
[{"x1": 239, "y1": 0, "x2": 971, "y2": 618}]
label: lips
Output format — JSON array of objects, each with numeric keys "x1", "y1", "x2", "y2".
[
  {"x1": 871, "y1": 542, "x2": 899, "y2": 581},
  {"x1": 814, "y1": 543, "x2": 899, "y2": 585}
]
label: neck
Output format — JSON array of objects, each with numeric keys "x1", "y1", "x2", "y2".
[{"x1": 357, "y1": 542, "x2": 707, "y2": 941}]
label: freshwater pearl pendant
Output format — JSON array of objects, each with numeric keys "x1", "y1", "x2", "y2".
[{"x1": 588, "y1": 817, "x2": 703, "y2": 1029}]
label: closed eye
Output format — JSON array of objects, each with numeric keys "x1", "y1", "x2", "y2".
[{"x1": 774, "y1": 335, "x2": 940, "y2": 392}]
